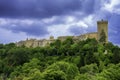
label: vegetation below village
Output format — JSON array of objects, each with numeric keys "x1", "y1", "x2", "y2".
[{"x1": 0, "y1": 38, "x2": 120, "y2": 80}]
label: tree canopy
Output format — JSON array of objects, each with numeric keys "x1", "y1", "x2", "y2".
[{"x1": 0, "y1": 38, "x2": 120, "y2": 80}]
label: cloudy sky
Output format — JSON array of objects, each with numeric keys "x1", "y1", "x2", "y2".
[{"x1": 0, "y1": 0, "x2": 120, "y2": 45}]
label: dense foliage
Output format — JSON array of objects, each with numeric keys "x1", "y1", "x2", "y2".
[{"x1": 0, "y1": 38, "x2": 120, "y2": 80}]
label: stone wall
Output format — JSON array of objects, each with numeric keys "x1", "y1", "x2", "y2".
[{"x1": 16, "y1": 32, "x2": 98, "y2": 47}]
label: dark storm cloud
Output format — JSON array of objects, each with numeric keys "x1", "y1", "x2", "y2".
[
  {"x1": 82, "y1": 0, "x2": 96, "y2": 14},
  {"x1": 1, "y1": 22, "x2": 49, "y2": 36},
  {"x1": 16, "y1": 24, "x2": 49, "y2": 36},
  {"x1": 0, "y1": 0, "x2": 100, "y2": 37},
  {"x1": 0, "y1": 0, "x2": 99, "y2": 19}
]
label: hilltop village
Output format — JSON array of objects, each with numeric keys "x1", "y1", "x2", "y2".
[{"x1": 16, "y1": 20, "x2": 108, "y2": 47}]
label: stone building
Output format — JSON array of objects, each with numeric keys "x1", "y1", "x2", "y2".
[
  {"x1": 97, "y1": 20, "x2": 108, "y2": 43},
  {"x1": 16, "y1": 20, "x2": 108, "y2": 47}
]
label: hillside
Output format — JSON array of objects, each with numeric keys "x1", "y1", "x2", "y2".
[{"x1": 0, "y1": 38, "x2": 120, "y2": 80}]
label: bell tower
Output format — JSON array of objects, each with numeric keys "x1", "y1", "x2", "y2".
[{"x1": 97, "y1": 20, "x2": 108, "y2": 43}]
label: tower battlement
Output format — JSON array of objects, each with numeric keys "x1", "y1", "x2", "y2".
[{"x1": 97, "y1": 19, "x2": 108, "y2": 24}]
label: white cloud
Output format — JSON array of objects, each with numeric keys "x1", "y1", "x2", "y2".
[
  {"x1": 41, "y1": 16, "x2": 57, "y2": 24},
  {"x1": 83, "y1": 15, "x2": 95, "y2": 26},
  {"x1": 0, "y1": 18, "x2": 43, "y2": 26},
  {"x1": 47, "y1": 15, "x2": 97, "y2": 38},
  {"x1": 48, "y1": 24, "x2": 73, "y2": 38},
  {"x1": 65, "y1": 16, "x2": 76, "y2": 23},
  {"x1": 102, "y1": 0, "x2": 120, "y2": 14},
  {"x1": 0, "y1": 28, "x2": 27, "y2": 43},
  {"x1": 0, "y1": 18, "x2": 8, "y2": 25},
  {"x1": 76, "y1": 21, "x2": 88, "y2": 28}
]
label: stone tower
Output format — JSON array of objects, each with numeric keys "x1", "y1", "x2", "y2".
[{"x1": 97, "y1": 20, "x2": 108, "y2": 43}]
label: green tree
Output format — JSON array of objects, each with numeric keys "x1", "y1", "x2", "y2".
[
  {"x1": 10, "y1": 58, "x2": 41, "y2": 80},
  {"x1": 111, "y1": 46, "x2": 120, "y2": 64},
  {"x1": 80, "y1": 63, "x2": 99, "y2": 74},
  {"x1": 43, "y1": 69, "x2": 67, "y2": 80},
  {"x1": 7, "y1": 47, "x2": 30, "y2": 66},
  {"x1": 45, "y1": 61, "x2": 79, "y2": 80},
  {"x1": 74, "y1": 74, "x2": 91, "y2": 80},
  {"x1": 23, "y1": 69, "x2": 43, "y2": 80},
  {"x1": 0, "y1": 44, "x2": 4, "y2": 49},
  {"x1": 99, "y1": 63, "x2": 120, "y2": 80},
  {"x1": 99, "y1": 29, "x2": 106, "y2": 43}
]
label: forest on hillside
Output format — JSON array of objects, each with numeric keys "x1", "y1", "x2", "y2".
[{"x1": 0, "y1": 38, "x2": 120, "y2": 80}]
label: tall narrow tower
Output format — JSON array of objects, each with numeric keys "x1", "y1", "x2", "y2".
[{"x1": 97, "y1": 20, "x2": 108, "y2": 43}]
